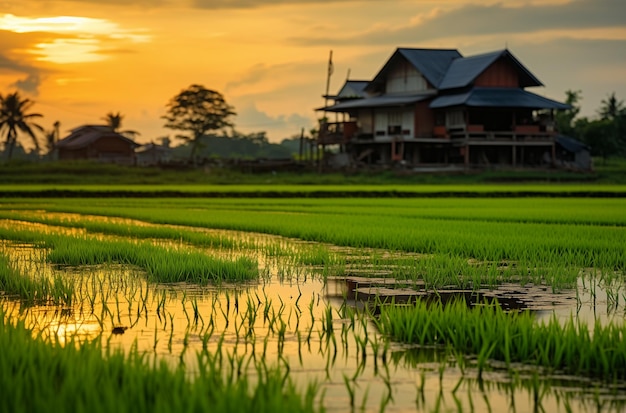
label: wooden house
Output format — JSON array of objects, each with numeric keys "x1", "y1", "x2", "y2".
[
  {"x1": 318, "y1": 48, "x2": 571, "y2": 168},
  {"x1": 135, "y1": 142, "x2": 172, "y2": 166},
  {"x1": 56, "y1": 125, "x2": 139, "y2": 165}
]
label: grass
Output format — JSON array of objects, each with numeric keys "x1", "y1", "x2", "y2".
[
  {"x1": 1, "y1": 192, "x2": 625, "y2": 411},
  {"x1": 2, "y1": 158, "x2": 624, "y2": 185},
  {"x1": 0, "y1": 226, "x2": 258, "y2": 284},
  {"x1": 0, "y1": 252, "x2": 74, "y2": 306},
  {"x1": 2, "y1": 197, "x2": 625, "y2": 291},
  {"x1": 0, "y1": 309, "x2": 322, "y2": 413},
  {"x1": 377, "y1": 299, "x2": 626, "y2": 381}
]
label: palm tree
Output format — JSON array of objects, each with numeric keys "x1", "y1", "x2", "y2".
[
  {"x1": 598, "y1": 93, "x2": 625, "y2": 120},
  {"x1": 44, "y1": 121, "x2": 60, "y2": 157},
  {"x1": 0, "y1": 91, "x2": 44, "y2": 160},
  {"x1": 102, "y1": 111, "x2": 139, "y2": 138}
]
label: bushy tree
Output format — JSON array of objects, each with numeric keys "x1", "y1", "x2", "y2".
[
  {"x1": 162, "y1": 85, "x2": 236, "y2": 162},
  {"x1": 555, "y1": 89, "x2": 582, "y2": 137}
]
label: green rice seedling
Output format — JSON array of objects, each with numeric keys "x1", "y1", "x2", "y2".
[
  {"x1": 0, "y1": 252, "x2": 74, "y2": 306},
  {"x1": 378, "y1": 299, "x2": 626, "y2": 381},
  {"x1": 0, "y1": 307, "x2": 323, "y2": 413}
]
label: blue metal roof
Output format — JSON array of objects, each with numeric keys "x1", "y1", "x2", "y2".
[
  {"x1": 336, "y1": 80, "x2": 369, "y2": 99},
  {"x1": 556, "y1": 135, "x2": 589, "y2": 153},
  {"x1": 438, "y1": 49, "x2": 543, "y2": 90},
  {"x1": 367, "y1": 48, "x2": 462, "y2": 91},
  {"x1": 430, "y1": 87, "x2": 570, "y2": 109},
  {"x1": 321, "y1": 92, "x2": 435, "y2": 112},
  {"x1": 397, "y1": 48, "x2": 463, "y2": 87}
]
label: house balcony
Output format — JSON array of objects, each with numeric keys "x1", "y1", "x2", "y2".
[
  {"x1": 317, "y1": 121, "x2": 357, "y2": 145},
  {"x1": 445, "y1": 124, "x2": 555, "y2": 143}
]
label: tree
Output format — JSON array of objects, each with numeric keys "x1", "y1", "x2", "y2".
[
  {"x1": 102, "y1": 111, "x2": 139, "y2": 138},
  {"x1": 579, "y1": 118, "x2": 617, "y2": 164},
  {"x1": 0, "y1": 91, "x2": 43, "y2": 160},
  {"x1": 162, "y1": 84, "x2": 236, "y2": 162},
  {"x1": 598, "y1": 92, "x2": 625, "y2": 121},
  {"x1": 44, "y1": 121, "x2": 61, "y2": 157},
  {"x1": 555, "y1": 89, "x2": 582, "y2": 137}
]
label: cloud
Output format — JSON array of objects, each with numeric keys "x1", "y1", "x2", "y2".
[
  {"x1": 10, "y1": 72, "x2": 41, "y2": 95},
  {"x1": 192, "y1": 0, "x2": 381, "y2": 9},
  {"x1": 236, "y1": 103, "x2": 314, "y2": 141},
  {"x1": 289, "y1": 0, "x2": 626, "y2": 46},
  {"x1": 0, "y1": 14, "x2": 151, "y2": 65},
  {"x1": 0, "y1": 45, "x2": 44, "y2": 95}
]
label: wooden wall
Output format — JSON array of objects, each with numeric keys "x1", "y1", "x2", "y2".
[
  {"x1": 414, "y1": 101, "x2": 435, "y2": 137},
  {"x1": 474, "y1": 58, "x2": 519, "y2": 87}
]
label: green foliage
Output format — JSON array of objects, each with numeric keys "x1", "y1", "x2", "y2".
[
  {"x1": 0, "y1": 253, "x2": 73, "y2": 306},
  {"x1": 555, "y1": 89, "x2": 581, "y2": 136},
  {"x1": 0, "y1": 91, "x2": 44, "y2": 160},
  {"x1": 162, "y1": 84, "x2": 236, "y2": 161},
  {"x1": 0, "y1": 226, "x2": 258, "y2": 284},
  {"x1": 0, "y1": 312, "x2": 321, "y2": 413},
  {"x1": 556, "y1": 90, "x2": 626, "y2": 162},
  {"x1": 3, "y1": 197, "x2": 625, "y2": 288},
  {"x1": 377, "y1": 299, "x2": 626, "y2": 380},
  {"x1": 102, "y1": 111, "x2": 139, "y2": 138}
]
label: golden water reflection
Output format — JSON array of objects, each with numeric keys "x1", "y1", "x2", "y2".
[{"x1": 1, "y1": 224, "x2": 625, "y2": 412}]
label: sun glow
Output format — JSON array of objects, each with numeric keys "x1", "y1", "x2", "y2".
[{"x1": 0, "y1": 13, "x2": 150, "y2": 64}]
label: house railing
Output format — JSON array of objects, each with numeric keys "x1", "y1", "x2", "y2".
[
  {"x1": 446, "y1": 124, "x2": 555, "y2": 141},
  {"x1": 317, "y1": 121, "x2": 357, "y2": 145}
]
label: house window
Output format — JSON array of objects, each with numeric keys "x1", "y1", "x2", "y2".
[
  {"x1": 446, "y1": 110, "x2": 465, "y2": 128},
  {"x1": 387, "y1": 112, "x2": 402, "y2": 135}
]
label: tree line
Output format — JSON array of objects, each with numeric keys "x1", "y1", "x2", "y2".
[
  {"x1": 0, "y1": 85, "x2": 309, "y2": 162},
  {"x1": 2, "y1": 85, "x2": 624, "y2": 163},
  {"x1": 555, "y1": 91, "x2": 626, "y2": 163}
]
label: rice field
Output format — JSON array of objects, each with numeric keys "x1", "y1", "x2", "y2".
[{"x1": 1, "y1": 196, "x2": 625, "y2": 412}]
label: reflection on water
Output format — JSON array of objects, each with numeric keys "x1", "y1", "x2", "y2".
[{"x1": 1, "y1": 222, "x2": 626, "y2": 412}]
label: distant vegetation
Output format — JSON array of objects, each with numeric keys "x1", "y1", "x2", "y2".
[
  {"x1": 1, "y1": 86, "x2": 625, "y2": 166},
  {"x1": 556, "y1": 91, "x2": 626, "y2": 163},
  {"x1": 0, "y1": 158, "x2": 625, "y2": 186}
]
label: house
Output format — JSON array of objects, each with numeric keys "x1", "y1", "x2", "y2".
[
  {"x1": 555, "y1": 135, "x2": 592, "y2": 170},
  {"x1": 56, "y1": 125, "x2": 139, "y2": 165},
  {"x1": 135, "y1": 142, "x2": 172, "y2": 166},
  {"x1": 317, "y1": 48, "x2": 571, "y2": 168}
]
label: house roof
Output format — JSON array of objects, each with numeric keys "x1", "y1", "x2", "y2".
[
  {"x1": 438, "y1": 49, "x2": 543, "y2": 90},
  {"x1": 321, "y1": 91, "x2": 436, "y2": 112},
  {"x1": 329, "y1": 80, "x2": 370, "y2": 100},
  {"x1": 136, "y1": 143, "x2": 170, "y2": 154},
  {"x1": 56, "y1": 125, "x2": 139, "y2": 150},
  {"x1": 367, "y1": 48, "x2": 462, "y2": 91},
  {"x1": 429, "y1": 87, "x2": 571, "y2": 110},
  {"x1": 555, "y1": 135, "x2": 589, "y2": 153}
]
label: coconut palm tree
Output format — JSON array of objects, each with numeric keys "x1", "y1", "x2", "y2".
[
  {"x1": 102, "y1": 111, "x2": 139, "y2": 138},
  {"x1": 598, "y1": 93, "x2": 625, "y2": 121},
  {"x1": 44, "y1": 120, "x2": 60, "y2": 157},
  {"x1": 0, "y1": 91, "x2": 44, "y2": 160}
]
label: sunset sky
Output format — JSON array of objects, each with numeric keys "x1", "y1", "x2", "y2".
[{"x1": 1, "y1": 0, "x2": 625, "y2": 147}]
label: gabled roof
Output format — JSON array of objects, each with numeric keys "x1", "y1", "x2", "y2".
[
  {"x1": 367, "y1": 48, "x2": 462, "y2": 91},
  {"x1": 438, "y1": 49, "x2": 543, "y2": 90},
  {"x1": 429, "y1": 87, "x2": 571, "y2": 110},
  {"x1": 321, "y1": 91, "x2": 436, "y2": 112},
  {"x1": 335, "y1": 80, "x2": 370, "y2": 100},
  {"x1": 57, "y1": 125, "x2": 139, "y2": 150}
]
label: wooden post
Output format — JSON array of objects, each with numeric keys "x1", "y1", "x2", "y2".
[{"x1": 512, "y1": 145, "x2": 516, "y2": 167}]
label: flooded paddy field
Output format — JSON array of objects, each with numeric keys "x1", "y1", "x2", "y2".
[{"x1": 1, "y1": 197, "x2": 625, "y2": 412}]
